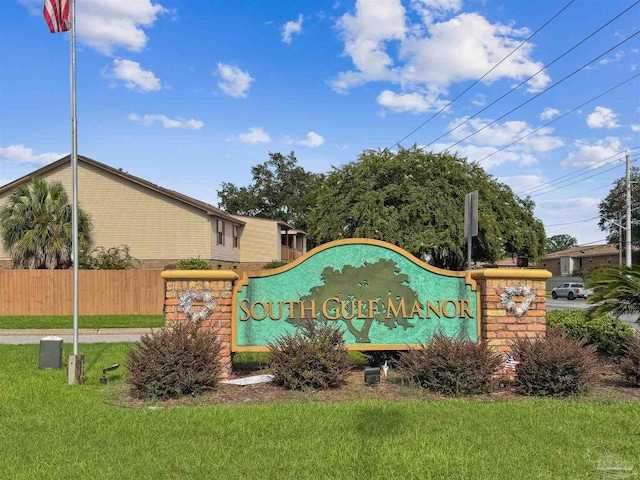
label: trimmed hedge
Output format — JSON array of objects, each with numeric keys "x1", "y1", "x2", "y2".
[
  {"x1": 511, "y1": 329, "x2": 599, "y2": 397},
  {"x1": 546, "y1": 310, "x2": 634, "y2": 356},
  {"x1": 396, "y1": 333, "x2": 502, "y2": 395}
]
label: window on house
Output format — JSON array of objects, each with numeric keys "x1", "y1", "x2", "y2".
[
  {"x1": 216, "y1": 220, "x2": 225, "y2": 245},
  {"x1": 233, "y1": 225, "x2": 239, "y2": 248}
]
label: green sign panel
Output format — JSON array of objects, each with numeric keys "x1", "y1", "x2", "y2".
[{"x1": 232, "y1": 239, "x2": 479, "y2": 351}]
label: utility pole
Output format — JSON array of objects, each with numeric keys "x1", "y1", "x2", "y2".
[
  {"x1": 619, "y1": 215, "x2": 623, "y2": 266},
  {"x1": 626, "y1": 152, "x2": 632, "y2": 267}
]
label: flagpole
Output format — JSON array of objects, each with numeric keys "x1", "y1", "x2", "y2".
[{"x1": 68, "y1": 0, "x2": 83, "y2": 384}]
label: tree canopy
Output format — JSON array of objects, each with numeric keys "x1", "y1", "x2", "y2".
[
  {"x1": 546, "y1": 234, "x2": 577, "y2": 253},
  {"x1": 217, "y1": 152, "x2": 323, "y2": 237},
  {"x1": 598, "y1": 166, "x2": 640, "y2": 250},
  {"x1": 308, "y1": 147, "x2": 546, "y2": 270},
  {"x1": 0, "y1": 178, "x2": 92, "y2": 269}
]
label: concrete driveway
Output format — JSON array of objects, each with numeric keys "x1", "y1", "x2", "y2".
[{"x1": 0, "y1": 328, "x2": 153, "y2": 345}]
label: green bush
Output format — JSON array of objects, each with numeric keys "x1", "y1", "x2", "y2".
[
  {"x1": 262, "y1": 260, "x2": 287, "y2": 270},
  {"x1": 546, "y1": 310, "x2": 634, "y2": 356},
  {"x1": 510, "y1": 329, "x2": 599, "y2": 397},
  {"x1": 396, "y1": 333, "x2": 502, "y2": 395},
  {"x1": 177, "y1": 257, "x2": 212, "y2": 270},
  {"x1": 127, "y1": 321, "x2": 222, "y2": 400},
  {"x1": 82, "y1": 244, "x2": 138, "y2": 270},
  {"x1": 267, "y1": 318, "x2": 351, "y2": 390},
  {"x1": 615, "y1": 333, "x2": 640, "y2": 387}
]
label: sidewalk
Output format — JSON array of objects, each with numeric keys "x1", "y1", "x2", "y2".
[{"x1": 0, "y1": 328, "x2": 154, "y2": 344}]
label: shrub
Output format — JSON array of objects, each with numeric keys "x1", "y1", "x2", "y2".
[
  {"x1": 615, "y1": 333, "x2": 640, "y2": 387},
  {"x1": 263, "y1": 260, "x2": 287, "y2": 270},
  {"x1": 546, "y1": 310, "x2": 634, "y2": 356},
  {"x1": 267, "y1": 317, "x2": 351, "y2": 390},
  {"x1": 127, "y1": 321, "x2": 222, "y2": 400},
  {"x1": 82, "y1": 244, "x2": 138, "y2": 270},
  {"x1": 510, "y1": 329, "x2": 599, "y2": 397},
  {"x1": 396, "y1": 333, "x2": 502, "y2": 395},
  {"x1": 363, "y1": 350, "x2": 403, "y2": 368},
  {"x1": 177, "y1": 257, "x2": 212, "y2": 270}
]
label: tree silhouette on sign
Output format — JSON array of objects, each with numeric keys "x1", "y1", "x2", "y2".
[{"x1": 298, "y1": 258, "x2": 419, "y2": 343}]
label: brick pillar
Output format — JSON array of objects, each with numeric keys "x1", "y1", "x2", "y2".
[
  {"x1": 470, "y1": 269, "x2": 552, "y2": 356},
  {"x1": 160, "y1": 270, "x2": 239, "y2": 380}
]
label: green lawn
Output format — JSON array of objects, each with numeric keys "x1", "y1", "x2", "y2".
[
  {"x1": 0, "y1": 314, "x2": 165, "y2": 329},
  {"x1": 1, "y1": 344, "x2": 639, "y2": 479}
]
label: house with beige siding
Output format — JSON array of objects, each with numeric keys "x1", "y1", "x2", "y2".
[
  {"x1": 231, "y1": 215, "x2": 306, "y2": 264},
  {"x1": 540, "y1": 244, "x2": 622, "y2": 276},
  {"x1": 0, "y1": 155, "x2": 305, "y2": 270}
]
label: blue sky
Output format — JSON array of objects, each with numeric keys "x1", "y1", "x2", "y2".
[{"x1": 1, "y1": 0, "x2": 639, "y2": 246}]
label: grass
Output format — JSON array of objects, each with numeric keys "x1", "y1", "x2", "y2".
[
  {"x1": 0, "y1": 314, "x2": 165, "y2": 329},
  {"x1": 1, "y1": 343, "x2": 639, "y2": 479}
]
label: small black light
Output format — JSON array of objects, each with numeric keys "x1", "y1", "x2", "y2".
[
  {"x1": 364, "y1": 367, "x2": 381, "y2": 385},
  {"x1": 100, "y1": 364, "x2": 120, "y2": 385}
]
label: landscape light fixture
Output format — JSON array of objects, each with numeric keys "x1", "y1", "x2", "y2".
[
  {"x1": 364, "y1": 367, "x2": 381, "y2": 385},
  {"x1": 100, "y1": 364, "x2": 120, "y2": 385}
]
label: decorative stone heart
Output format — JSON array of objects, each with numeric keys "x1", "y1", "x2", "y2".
[
  {"x1": 178, "y1": 290, "x2": 218, "y2": 322},
  {"x1": 498, "y1": 286, "x2": 535, "y2": 317}
]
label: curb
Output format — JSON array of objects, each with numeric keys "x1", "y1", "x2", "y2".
[{"x1": 0, "y1": 328, "x2": 155, "y2": 336}]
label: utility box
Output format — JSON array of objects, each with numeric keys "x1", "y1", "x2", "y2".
[
  {"x1": 364, "y1": 367, "x2": 381, "y2": 385},
  {"x1": 39, "y1": 336, "x2": 63, "y2": 370}
]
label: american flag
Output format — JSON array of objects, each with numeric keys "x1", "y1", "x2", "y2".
[
  {"x1": 504, "y1": 356, "x2": 519, "y2": 372},
  {"x1": 43, "y1": 0, "x2": 70, "y2": 33}
]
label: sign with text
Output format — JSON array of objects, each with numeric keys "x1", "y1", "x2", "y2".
[{"x1": 232, "y1": 239, "x2": 480, "y2": 351}]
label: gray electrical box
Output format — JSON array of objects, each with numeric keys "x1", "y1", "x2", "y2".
[{"x1": 39, "y1": 336, "x2": 63, "y2": 369}]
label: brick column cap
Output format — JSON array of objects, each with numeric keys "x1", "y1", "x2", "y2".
[
  {"x1": 160, "y1": 270, "x2": 239, "y2": 281},
  {"x1": 470, "y1": 268, "x2": 552, "y2": 280}
]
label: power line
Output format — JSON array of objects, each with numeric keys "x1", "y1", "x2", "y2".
[
  {"x1": 545, "y1": 216, "x2": 600, "y2": 227},
  {"x1": 528, "y1": 160, "x2": 634, "y2": 199},
  {"x1": 387, "y1": 0, "x2": 576, "y2": 149},
  {"x1": 477, "y1": 75, "x2": 640, "y2": 169},
  {"x1": 517, "y1": 148, "x2": 639, "y2": 196},
  {"x1": 419, "y1": 1, "x2": 640, "y2": 152},
  {"x1": 436, "y1": 29, "x2": 640, "y2": 154}
]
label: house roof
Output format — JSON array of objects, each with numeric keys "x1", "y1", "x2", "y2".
[
  {"x1": 542, "y1": 244, "x2": 620, "y2": 260},
  {"x1": 0, "y1": 155, "x2": 244, "y2": 225}
]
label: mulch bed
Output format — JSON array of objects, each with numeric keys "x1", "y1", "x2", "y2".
[{"x1": 116, "y1": 362, "x2": 640, "y2": 408}]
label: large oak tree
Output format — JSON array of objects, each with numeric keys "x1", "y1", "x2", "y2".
[
  {"x1": 308, "y1": 147, "x2": 545, "y2": 270},
  {"x1": 217, "y1": 152, "x2": 323, "y2": 241}
]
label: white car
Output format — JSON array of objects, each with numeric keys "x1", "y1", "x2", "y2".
[{"x1": 551, "y1": 282, "x2": 593, "y2": 300}]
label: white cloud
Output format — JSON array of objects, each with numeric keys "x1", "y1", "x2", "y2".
[
  {"x1": 216, "y1": 63, "x2": 254, "y2": 98},
  {"x1": 632, "y1": 124, "x2": 640, "y2": 132},
  {"x1": 497, "y1": 174, "x2": 547, "y2": 194},
  {"x1": 446, "y1": 117, "x2": 564, "y2": 151},
  {"x1": 128, "y1": 114, "x2": 204, "y2": 129},
  {"x1": 297, "y1": 132, "x2": 325, "y2": 148},
  {"x1": 586, "y1": 106, "x2": 620, "y2": 129},
  {"x1": 377, "y1": 90, "x2": 447, "y2": 113},
  {"x1": 0, "y1": 145, "x2": 62, "y2": 166},
  {"x1": 599, "y1": 50, "x2": 625, "y2": 65},
  {"x1": 233, "y1": 127, "x2": 271, "y2": 144},
  {"x1": 78, "y1": 0, "x2": 168, "y2": 55},
  {"x1": 540, "y1": 107, "x2": 560, "y2": 120},
  {"x1": 282, "y1": 14, "x2": 303, "y2": 44},
  {"x1": 20, "y1": 0, "x2": 168, "y2": 54},
  {"x1": 561, "y1": 137, "x2": 622, "y2": 168},
  {"x1": 470, "y1": 94, "x2": 486, "y2": 106},
  {"x1": 111, "y1": 59, "x2": 161, "y2": 92},
  {"x1": 332, "y1": 2, "x2": 549, "y2": 100}
]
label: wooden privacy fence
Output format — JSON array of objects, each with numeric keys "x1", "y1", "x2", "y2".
[{"x1": 0, "y1": 270, "x2": 165, "y2": 316}]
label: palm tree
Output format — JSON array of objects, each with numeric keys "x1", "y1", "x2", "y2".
[
  {"x1": 587, "y1": 265, "x2": 640, "y2": 318},
  {"x1": 0, "y1": 178, "x2": 92, "y2": 269}
]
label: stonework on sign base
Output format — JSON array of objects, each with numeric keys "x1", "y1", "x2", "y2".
[
  {"x1": 161, "y1": 270, "x2": 238, "y2": 380},
  {"x1": 160, "y1": 241, "x2": 552, "y2": 383},
  {"x1": 470, "y1": 268, "x2": 552, "y2": 378}
]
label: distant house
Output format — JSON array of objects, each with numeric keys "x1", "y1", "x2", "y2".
[
  {"x1": 0, "y1": 155, "x2": 306, "y2": 270},
  {"x1": 540, "y1": 244, "x2": 621, "y2": 276},
  {"x1": 230, "y1": 215, "x2": 306, "y2": 264}
]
